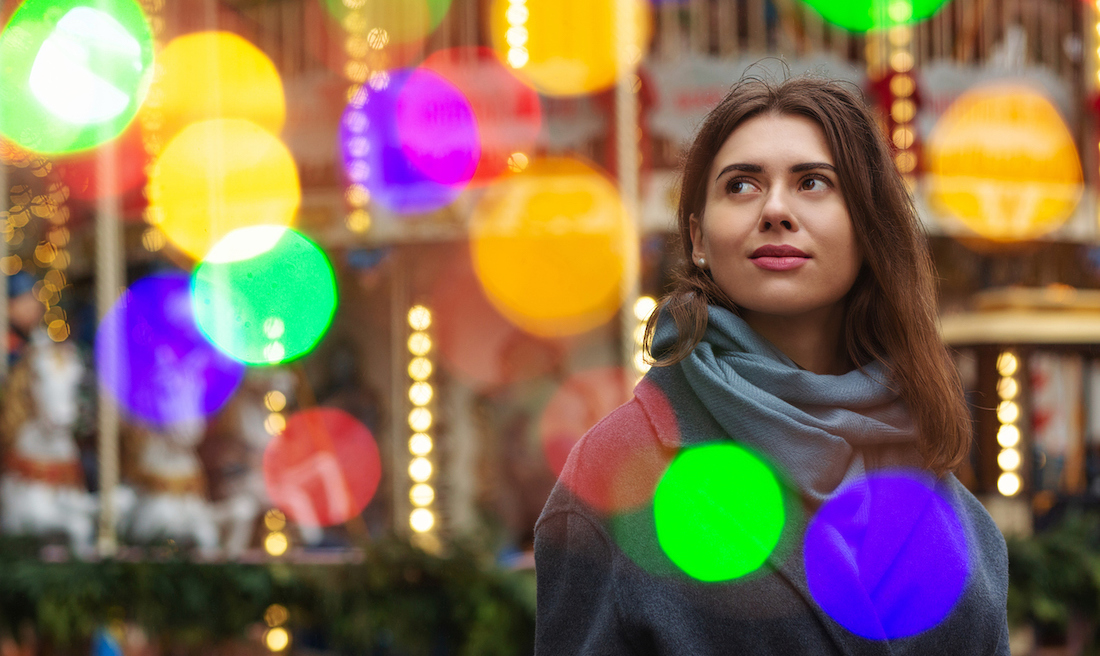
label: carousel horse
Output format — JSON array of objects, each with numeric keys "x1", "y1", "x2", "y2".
[
  {"x1": 209, "y1": 368, "x2": 323, "y2": 555},
  {"x1": 125, "y1": 347, "x2": 221, "y2": 552},
  {"x1": 0, "y1": 330, "x2": 98, "y2": 553}
]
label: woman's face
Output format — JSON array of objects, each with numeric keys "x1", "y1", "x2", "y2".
[{"x1": 689, "y1": 112, "x2": 863, "y2": 320}]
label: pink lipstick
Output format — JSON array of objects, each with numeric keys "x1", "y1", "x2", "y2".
[{"x1": 750, "y1": 244, "x2": 810, "y2": 271}]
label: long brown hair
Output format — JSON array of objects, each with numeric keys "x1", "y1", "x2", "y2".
[{"x1": 644, "y1": 74, "x2": 970, "y2": 475}]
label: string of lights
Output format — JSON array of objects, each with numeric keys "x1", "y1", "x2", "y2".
[
  {"x1": 341, "y1": 7, "x2": 388, "y2": 236},
  {"x1": 505, "y1": 0, "x2": 530, "y2": 70},
  {"x1": 886, "y1": 24, "x2": 917, "y2": 188},
  {"x1": 139, "y1": 0, "x2": 168, "y2": 254},
  {"x1": 995, "y1": 350, "x2": 1023, "y2": 497},
  {"x1": 263, "y1": 602, "x2": 291, "y2": 652},
  {"x1": 406, "y1": 304, "x2": 439, "y2": 552},
  {"x1": 0, "y1": 146, "x2": 72, "y2": 343},
  {"x1": 262, "y1": 387, "x2": 291, "y2": 557}
]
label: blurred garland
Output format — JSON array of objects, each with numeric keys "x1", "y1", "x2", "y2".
[
  {"x1": 11, "y1": 511, "x2": 1100, "y2": 653},
  {"x1": 0, "y1": 537, "x2": 535, "y2": 655}
]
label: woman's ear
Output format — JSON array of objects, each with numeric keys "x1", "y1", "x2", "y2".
[{"x1": 689, "y1": 213, "x2": 706, "y2": 263}]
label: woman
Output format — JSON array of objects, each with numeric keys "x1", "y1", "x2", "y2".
[{"x1": 534, "y1": 75, "x2": 1009, "y2": 655}]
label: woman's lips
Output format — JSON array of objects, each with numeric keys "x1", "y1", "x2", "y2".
[{"x1": 752, "y1": 256, "x2": 809, "y2": 271}]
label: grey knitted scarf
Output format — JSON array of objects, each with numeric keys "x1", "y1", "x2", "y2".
[{"x1": 651, "y1": 304, "x2": 922, "y2": 505}]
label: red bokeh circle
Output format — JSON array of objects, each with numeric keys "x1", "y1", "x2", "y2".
[{"x1": 263, "y1": 407, "x2": 381, "y2": 527}]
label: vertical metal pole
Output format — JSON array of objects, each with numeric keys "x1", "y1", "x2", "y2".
[
  {"x1": 96, "y1": 138, "x2": 122, "y2": 558},
  {"x1": 390, "y1": 253, "x2": 409, "y2": 537},
  {"x1": 616, "y1": 0, "x2": 641, "y2": 391}
]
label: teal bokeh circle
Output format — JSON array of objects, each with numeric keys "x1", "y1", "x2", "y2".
[
  {"x1": 191, "y1": 226, "x2": 337, "y2": 366},
  {"x1": 0, "y1": 0, "x2": 154, "y2": 153}
]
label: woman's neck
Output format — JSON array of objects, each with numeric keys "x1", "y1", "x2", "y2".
[{"x1": 740, "y1": 304, "x2": 849, "y2": 375}]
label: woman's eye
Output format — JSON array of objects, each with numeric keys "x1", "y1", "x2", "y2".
[
  {"x1": 801, "y1": 177, "x2": 829, "y2": 191},
  {"x1": 726, "y1": 179, "x2": 756, "y2": 194}
]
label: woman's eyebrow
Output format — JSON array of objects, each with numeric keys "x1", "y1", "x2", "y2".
[
  {"x1": 714, "y1": 162, "x2": 836, "y2": 182},
  {"x1": 790, "y1": 162, "x2": 836, "y2": 173},
  {"x1": 714, "y1": 163, "x2": 763, "y2": 181}
]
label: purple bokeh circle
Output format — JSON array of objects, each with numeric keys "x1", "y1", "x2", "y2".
[
  {"x1": 803, "y1": 471, "x2": 969, "y2": 640},
  {"x1": 396, "y1": 68, "x2": 480, "y2": 185},
  {"x1": 339, "y1": 68, "x2": 479, "y2": 215},
  {"x1": 95, "y1": 271, "x2": 245, "y2": 429}
]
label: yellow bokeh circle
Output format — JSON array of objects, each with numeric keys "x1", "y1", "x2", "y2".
[
  {"x1": 925, "y1": 84, "x2": 1083, "y2": 242},
  {"x1": 144, "y1": 31, "x2": 286, "y2": 143},
  {"x1": 148, "y1": 118, "x2": 300, "y2": 260},
  {"x1": 471, "y1": 157, "x2": 637, "y2": 337},
  {"x1": 489, "y1": 0, "x2": 651, "y2": 97}
]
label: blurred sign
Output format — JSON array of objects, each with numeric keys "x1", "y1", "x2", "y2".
[{"x1": 646, "y1": 55, "x2": 864, "y2": 146}]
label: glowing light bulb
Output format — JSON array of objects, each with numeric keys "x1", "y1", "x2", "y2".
[
  {"x1": 265, "y1": 412, "x2": 286, "y2": 435},
  {"x1": 997, "y1": 448, "x2": 1021, "y2": 471},
  {"x1": 997, "y1": 472, "x2": 1021, "y2": 496},
  {"x1": 997, "y1": 352, "x2": 1018, "y2": 376},
  {"x1": 264, "y1": 317, "x2": 286, "y2": 340},
  {"x1": 409, "y1": 433, "x2": 433, "y2": 456},
  {"x1": 265, "y1": 391, "x2": 287, "y2": 412},
  {"x1": 508, "y1": 152, "x2": 529, "y2": 172},
  {"x1": 410, "y1": 508, "x2": 435, "y2": 532},
  {"x1": 408, "y1": 408, "x2": 432, "y2": 432},
  {"x1": 408, "y1": 357, "x2": 433, "y2": 381},
  {"x1": 264, "y1": 509, "x2": 286, "y2": 531},
  {"x1": 409, "y1": 382, "x2": 433, "y2": 406},
  {"x1": 409, "y1": 457, "x2": 432, "y2": 482},
  {"x1": 633, "y1": 296, "x2": 657, "y2": 321},
  {"x1": 408, "y1": 332, "x2": 432, "y2": 356},
  {"x1": 410, "y1": 483, "x2": 435, "y2": 506},
  {"x1": 264, "y1": 627, "x2": 290, "y2": 652},
  {"x1": 264, "y1": 531, "x2": 288, "y2": 556},
  {"x1": 997, "y1": 424, "x2": 1021, "y2": 448},
  {"x1": 890, "y1": 74, "x2": 915, "y2": 97},
  {"x1": 264, "y1": 604, "x2": 288, "y2": 627},
  {"x1": 408, "y1": 305, "x2": 432, "y2": 330},
  {"x1": 997, "y1": 401, "x2": 1020, "y2": 425}
]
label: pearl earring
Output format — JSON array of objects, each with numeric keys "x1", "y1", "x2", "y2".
[{"x1": 697, "y1": 257, "x2": 707, "y2": 268}]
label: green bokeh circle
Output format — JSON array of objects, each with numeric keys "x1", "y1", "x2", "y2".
[
  {"x1": 191, "y1": 226, "x2": 337, "y2": 366},
  {"x1": 653, "y1": 442, "x2": 785, "y2": 582},
  {"x1": 800, "y1": 0, "x2": 950, "y2": 32},
  {"x1": 0, "y1": 0, "x2": 154, "y2": 154}
]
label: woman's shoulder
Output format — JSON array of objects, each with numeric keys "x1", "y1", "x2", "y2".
[
  {"x1": 538, "y1": 378, "x2": 681, "y2": 526},
  {"x1": 940, "y1": 474, "x2": 1009, "y2": 585}
]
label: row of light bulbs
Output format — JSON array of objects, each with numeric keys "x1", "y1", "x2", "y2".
[
  {"x1": 995, "y1": 351, "x2": 1023, "y2": 497},
  {"x1": 407, "y1": 305, "x2": 438, "y2": 544},
  {"x1": 886, "y1": 25, "x2": 917, "y2": 186},
  {"x1": 262, "y1": 386, "x2": 291, "y2": 558},
  {"x1": 505, "y1": 0, "x2": 530, "y2": 69}
]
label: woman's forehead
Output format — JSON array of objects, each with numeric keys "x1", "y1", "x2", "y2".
[{"x1": 711, "y1": 114, "x2": 834, "y2": 174}]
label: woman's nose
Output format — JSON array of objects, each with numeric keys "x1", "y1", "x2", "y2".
[{"x1": 759, "y1": 188, "x2": 798, "y2": 232}]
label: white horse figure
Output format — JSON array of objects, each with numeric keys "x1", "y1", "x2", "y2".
[
  {"x1": 126, "y1": 347, "x2": 221, "y2": 553},
  {"x1": 0, "y1": 330, "x2": 98, "y2": 553},
  {"x1": 215, "y1": 368, "x2": 326, "y2": 555}
]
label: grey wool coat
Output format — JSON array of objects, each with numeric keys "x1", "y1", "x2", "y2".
[{"x1": 534, "y1": 363, "x2": 1010, "y2": 655}]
